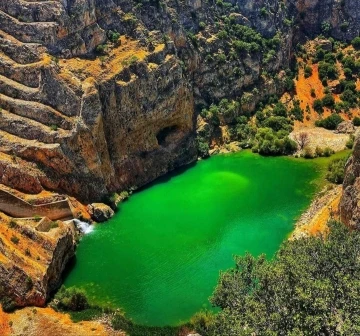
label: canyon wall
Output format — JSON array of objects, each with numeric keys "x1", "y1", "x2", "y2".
[
  {"x1": 340, "y1": 132, "x2": 360, "y2": 227},
  {"x1": 0, "y1": 0, "x2": 359, "y2": 202}
]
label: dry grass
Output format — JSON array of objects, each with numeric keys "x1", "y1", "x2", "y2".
[{"x1": 1, "y1": 306, "x2": 124, "y2": 336}]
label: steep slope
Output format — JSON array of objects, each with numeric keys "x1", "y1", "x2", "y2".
[
  {"x1": 0, "y1": 0, "x2": 358, "y2": 201},
  {"x1": 340, "y1": 131, "x2": 360, "y2": 227},
  {"x1": 0, "y1": 212, "x2": 75, "y2": 308}
]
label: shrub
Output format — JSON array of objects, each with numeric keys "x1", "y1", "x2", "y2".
[
  {"x1": 313, "y1": 99, "x2": 324, "y2": 114},
  {"x1": 353, "y1": 117, "x2": 360, "y2": 126},
  {"x1": 262, "y1": 116, "x2": 292, "y2": 132},
  {"x1": 346, "y1": 135, "x2": 355, "y2": 149},
  {"x1": 351, "y1": 36, "x2": 360, "y2": 50},
  {"x1": 217, "y1": 30, "x2": 228, "y2": 39},
  {"x1": 344, "y1": 67, "x2": 353, "y2": 79},
  {"x1": 314, "y1": 48, "x2": 325, "y2": 62},
  {"x1": 10, "y1": 236, "x2": 19, "y2": 245},
  {"x1": 304, "y1": 65, "x2": 313, "y2": 78},
  {"x1": 302, "y1": 146, "x2": 314, "y2": 158},
  {"x1": 290, "y1": 100, "x2": 304, "y2": 121},
  {"x1": 321, "y1": 21, "x2": 331, "y2": 35},
  {"x1": 334, "y1": 101, "x2": 348, "y2": 113},
  {"x1": 107, "y1": 30, "x2": 120, "y2": 43},
  {"x1": 318, "y1": 61, "x2": 338, "y2": 80},
  {"x1": 284, "y1": 77, "x2": 295, "y2": 92},
  {"x1": 9, "y1": 219, "x2": 17, "y2": 228},
  {"x1": 341, "y1": 89, "x2": 358, "y2": 107},
  {"x1": 0, "y1": 296, "x2": 16, "y2": 313},
  {"x1": 54, "y1": 286, "x2": 89, "y2": 312},
  {"x1": 199, "y1": 21, "x2": 206, "y2": 30},
  {"x1": 272, "y1": 102, "x2": 287, "y2": 117},
  {"x1": 323, "y1": 147, "x2": 335, "y2": 157},
  {"x1": 315, "y1": 114, "x2": 343, "y2": 130},
  {"x1": 191, "y1": 310, "x2": 215, "y2": 335},
  {"x1": 95, "y1": 44, "x2": 106, "y2": 55},
  {"x1": 197, "y1": 139, "x2": 209, "y2": 158},
  {"x1": 322, "y1": 93, "x2": 335, "y2": 108},
  {"x1": 201, "y1": 105, "x2": 220, "y2": 126},
  {"x1": 254, "y1": 128, "x2": 297, "y2": 156},
  {"x1": 326, "y1": 158, "x2": 346, "y2": 184},
  {"x1": 315, "y1": 146, "x2": 324, "y2": 157}
]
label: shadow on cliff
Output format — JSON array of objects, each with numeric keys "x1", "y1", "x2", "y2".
[{"x1": 56, "y1": 255, "x2": 77, "y2": 290}]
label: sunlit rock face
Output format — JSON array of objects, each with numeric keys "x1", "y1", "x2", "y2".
[
  {"x1": 0, "y1": 0, "x2": 358, "y2": 202},
  {"x1": 0, "y1": 215, "x2": 75, "y2": 307}
]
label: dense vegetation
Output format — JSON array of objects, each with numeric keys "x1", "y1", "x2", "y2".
[
  {"x1": 326, "y1": 157, "x2": 347, "y2": 184},
  {"x1": 194, "y1": 222, "x2": 360, "y2": 335},
  {"x1": 197, "y1": 35, "x2": 360, "y2": 158}
]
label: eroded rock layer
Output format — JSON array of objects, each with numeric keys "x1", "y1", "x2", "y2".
[
  {"x1": 0, "y1": 213, "x2": 75, "y2": 307},
  {"x1": 0, "y1": 0, "x2": 359, "y2": 202}
]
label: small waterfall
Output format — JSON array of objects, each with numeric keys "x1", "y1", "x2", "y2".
[{"x1": 72, "y1": 219, "x2": 94, "y2": 234}]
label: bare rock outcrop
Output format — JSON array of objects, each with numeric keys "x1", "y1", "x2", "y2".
[
  {"x1": 336, "y1": 121, "x2": 355, "y2": 134},
  {"x1": 88, "y1": 203, "x2": 114, "y2": 222},
  {"x1": 0, "y1": 214, "x2": 76, "y2": 308},
  {"x1": 289, "y1": 0, "x2": 360, "y2": 41},
  {"x1": 340, "y1": 132, "x2": 360, "y2": 227}
]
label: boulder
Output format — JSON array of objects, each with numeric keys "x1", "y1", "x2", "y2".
[
  {"x1": 315, "y1": 39, "x2": 332, "y2": 51},
  {"x1": 87, "y1": 203, "x2": 114, "y2": 222},
  {"x1": 336, "y1": 121, "x2": 355, "y2": 134}
]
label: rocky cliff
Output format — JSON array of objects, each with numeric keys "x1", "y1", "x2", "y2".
[
  {"x1": 0, "y1": 0, "x2": 359, "y2": 203},
  {"x1": 0, "y1": 213, "x2": 75, "y2": 308},
  {"x1": 340, "y1": 132, "x2": 360, "y2": 227},
  {"x1": 289, "y1": 0, "x2": 360, "y2": 42}
]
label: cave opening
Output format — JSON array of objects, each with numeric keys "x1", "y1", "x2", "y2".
[{"x1": 156, "y1": 126, "x2": 180, "y2": 146}]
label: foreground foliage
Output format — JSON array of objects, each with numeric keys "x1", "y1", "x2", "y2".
[
  {"x1": 326, "y1": 157, "x2": 347, "y2": 184},
  {"x1": 198, "y1": 222, "x2": 360, "y2": 335}
]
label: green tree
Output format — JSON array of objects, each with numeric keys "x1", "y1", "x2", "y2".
[
  {"x1": 315, "y1": 113, "x2": 343, "y2": 130},
  {"x1": 351, "y1": 36, "x2": 360, "y2": 50},
  {"x1": 326, "y1": 158, "x2": 347, "y2": 184},
  {"x1": 204, "y1": 222, "x2": 360, "y2": 335},
  {"x1": 313, "y1": 99, "x2": 324, "y2": 114}
]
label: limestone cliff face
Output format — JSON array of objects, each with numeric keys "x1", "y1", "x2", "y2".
[
  {"x1": 340, "y1": 133, "x2": 360, "y2": 227},
  {"x1": 0, "y1": 0, "x2": 358, "y2": 202},
  {"x1": 289, "y1": 0, "x2": 360, "y2": 41},
  {"x1": 0, "y1": 214, "x2": 75, "y2": 307}
]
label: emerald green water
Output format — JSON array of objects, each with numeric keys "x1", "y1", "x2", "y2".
[{"x1": 64, "y1": 151, "x2": 322, "y2": 326}]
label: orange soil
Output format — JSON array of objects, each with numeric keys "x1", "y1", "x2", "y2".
[
  {"x1": 0, "y1": 308, "x2": 10, "y2": 335},
  {"x1": 0, "y1": 306, "x2": 124, "y2": 336},
  {"x1": 284, "y1": 45, "x2": 360, "y2": 130},
  {"x1": 0, "y1": 212, "x2": 51, "y2": 275},
  {"x1": 59, "y1": 36, "x2": 165, "y2": 83},
  {"x1": 293, "y1": 186, "x2": 342, "y2": 238}
]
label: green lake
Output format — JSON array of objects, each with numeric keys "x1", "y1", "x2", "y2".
[{"x1": 64, "y1": 151, "x2": 326, "y2": 326}]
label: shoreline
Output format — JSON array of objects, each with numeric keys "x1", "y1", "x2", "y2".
[{"x1": 291, "y1": 184, "x2": 342, "y2": 240}]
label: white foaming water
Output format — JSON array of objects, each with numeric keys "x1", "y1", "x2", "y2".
[{"x1": 71, "y1": 219, "x2": 94, "y2": 234}]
